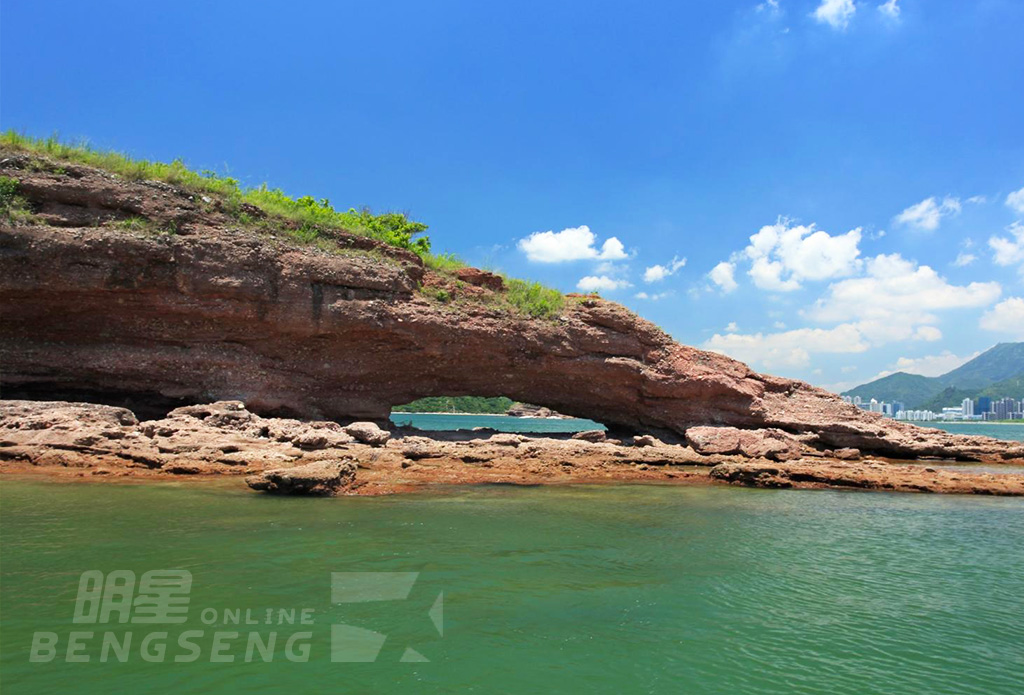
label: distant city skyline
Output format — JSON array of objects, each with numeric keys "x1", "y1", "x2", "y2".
[{"x1": 843, "y1": 394, "x2": 1024, "y2": 422}]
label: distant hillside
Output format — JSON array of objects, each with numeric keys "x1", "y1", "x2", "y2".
[
  {"x1": 843, "y1": 372, "x2": 944, "y2": 409},
  {"x1": 394, "y1": 396, "x2": 514, "y2": 414},
  {"x1": 919, "y1": 371, "x2": 1024, "y2": 411},
  {"x1": 938, "y1": 343, "x2": 1024, "y2": 389},
  {"x1": 842, "y1": 343, "x2": 1024, "y2": 410}
]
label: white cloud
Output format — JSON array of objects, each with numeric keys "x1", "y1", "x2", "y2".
[
  {"x1": 895, "y1": 196, "x2": 961, "y2": 231},
  {"x1": 739, "y1": 220, "x2": 863, "y2": 292},
  {"x1": 700, "y1": 251, "x2": 1000, "y2": 372},
  {"x1": 634, "y1": 291, "x2": 671, "y2": 301},
  {"x1": 704, "y1": 324, "x2": 869, "y2": 369},
  {"x1": 577, "y1": 275, "x2": 631, "y2": 293},
  {"x1": 967, "y1": 195, "x2": 988, "y2": 205},
  {"x1": 871, "y1": 350, "x2": 979, "y2": 380},
  {"x1": 518, "y1": 225, "x2": 628, "y2": 263},
  {"x1": 774, "y1": 321, "x2": 787, "y2": 329},
  {"x1": 1006, "y1": 186, "x2": 1024, "y2": 215},
  {"x1": 877, "y1": 0, "x2": 900, "y2": 20},
  {"x1": 980, "y1": 297, "x2": 1024, "y2": 339},
  {"x1": 807, "y1": 254, "x2": 1002, "y2": 332},
  {"x1": 953, "y1": 251, "x2": 977, "y2": 267},
  {"x1": 643, "y1": 256, "x2": 687, "y2": 283},
  {"x1": 709, "y1": 261, "x2": 738, "y2": 293},
  {"x1": 989, "y1": 221, "x2": 1024, "y2": 270},
  {"x1": 726, "y1": 322, "x2": 739, "y2": 333},
  {"x1": 757, "y1": 0, "x2": 780, "y2": 13},
  {"x1": 813, "y1": 0, "x2": 856, "y2": 29}
]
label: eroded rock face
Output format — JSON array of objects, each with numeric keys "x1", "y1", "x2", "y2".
[
  {"x1": 709, "y1": 460, "x2": 1024, "y2": 496},
  {"x1": 1, "y1": 154, "x2": 1022, "y2": 464},
  {"x1": 0, "y1": 400, "x2": 357, "y2": 473},
  {"x1": 245, "y1": 460, "x2": 356, "y2": 496}
]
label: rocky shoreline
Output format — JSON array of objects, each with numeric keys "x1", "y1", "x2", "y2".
[{"x1": 2, "y1": 400, "x2": 1022, "y2": 497}]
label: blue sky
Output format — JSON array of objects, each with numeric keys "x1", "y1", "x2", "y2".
[{"x1": 3, "y1": 0, "x2": 1023, "y2": 391}]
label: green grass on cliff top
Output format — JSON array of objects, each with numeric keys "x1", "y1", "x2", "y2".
[
  {"x1": 0, "y1": 130, "x2": 433, "y2": 255},
  {"x1": 0, "y1": 131, "x2": 569, "y2": 319}
]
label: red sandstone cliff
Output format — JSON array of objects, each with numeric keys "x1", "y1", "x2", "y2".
[{"x1": 1, "y1": 150, "x2": 1021, "y2": 463}]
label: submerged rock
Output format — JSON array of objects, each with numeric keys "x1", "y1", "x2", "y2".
[{"x1": 246, "y1": 460, "x2": 357, "y2": 496}]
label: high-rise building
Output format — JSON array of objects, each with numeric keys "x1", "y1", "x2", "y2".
[
  {"x1": 962, "y1": 398, "x2": 974, "y2": 418},
  {"x1": 977, "y1": 396, "x2": 992, "y2": 414},
  {"x1": 991, "y1": 398, "x2": 1019, "y2": 420}
]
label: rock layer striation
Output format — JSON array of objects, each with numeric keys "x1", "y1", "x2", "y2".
[{"x1": 1, "y1": 152, "x2": 1022, "y2": 463}]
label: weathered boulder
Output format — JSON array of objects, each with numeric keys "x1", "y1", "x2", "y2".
[
  {"x1": 571, "y1": 429, "x2": 607, "y2": 443},
  {"x1": 487, "y1": 433, "x2": 525, "y2": 447},
  {"x1": 343, "y1": 422, "x2": 390, "y2": 447},
  {"x1": 455, "y1": 267, "x2": 504, "y2": 291},
  {"x1": 399, "y1": 436, "x2": 446, "y2": 460},
  {"x1": 686, "y1": 426, "x2": 804, "y2": 461},
  {"x1": 246, "y1": 460, "x2": 357, "y2": 495}
]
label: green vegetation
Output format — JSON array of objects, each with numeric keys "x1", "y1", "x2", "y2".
[
  {"x1": 420, "y1": 286, "x2": 452, "y2": 303},
  {"x1": 919, "y1": 372, "x2": 1024, "y2": 412},
  {"x1": 0, "y1": 174, "x2": 34, "y2": 225},
  {"x1": 0, "y1": 175, "x2": 18, "y2": 207},
  {"x1": 423, "y1": 251, "x2": 467, "y2": 273},
  {"x1": 843, "y1": 372, "x2": 944, "y2": 409},
  {"x1": 937, "y1": 343, "x2": 1024, "y2": 389},
  {"x1": 502, "y1": 277, "x2": 565, "y2": 319},
  {"x1": 394, "y1": 396, "x2": 514, "y2": 414},
  {"x1": 0, "y1": 131, "x2": 431, "y2": 254},
  {"x1": 2, "y1": 130, "x2": 572, "y2": 319}
]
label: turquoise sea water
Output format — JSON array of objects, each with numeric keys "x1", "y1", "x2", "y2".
[
  {"x1": 390, "y1": 413, "x2": 1024, "y2": 442},
  {"x1": 1, "y1": 478, "x2": 1022, "y2": 694},
  {"x1": 926, "y1": 421, "x2": 1024, "y2": 442}
]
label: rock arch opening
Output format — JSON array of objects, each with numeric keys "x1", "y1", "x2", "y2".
[{"x1": 388, "y1": 396, "x2": 607, "y2": 434}]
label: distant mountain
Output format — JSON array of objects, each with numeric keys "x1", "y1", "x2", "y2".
[
  {"x1": 842, "y1": 343, "x2": 1024, "y2": 410},
  {"x1": 919, "y1": 371, "x2": 1024, "y2": 412},
  {"x1": 394, "y1": 396, "x2": 514, "y2": 414},
  {"x1": 937, "y1": 343, "x2": 1024, "y2": 389},
  {"x1": 843, "y1": 372, "x2": 944, "y2": 409}
]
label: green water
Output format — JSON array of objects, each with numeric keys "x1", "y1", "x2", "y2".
[{"x1": 2, "y1": 479, "x2": 1023, "y2": 694}]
